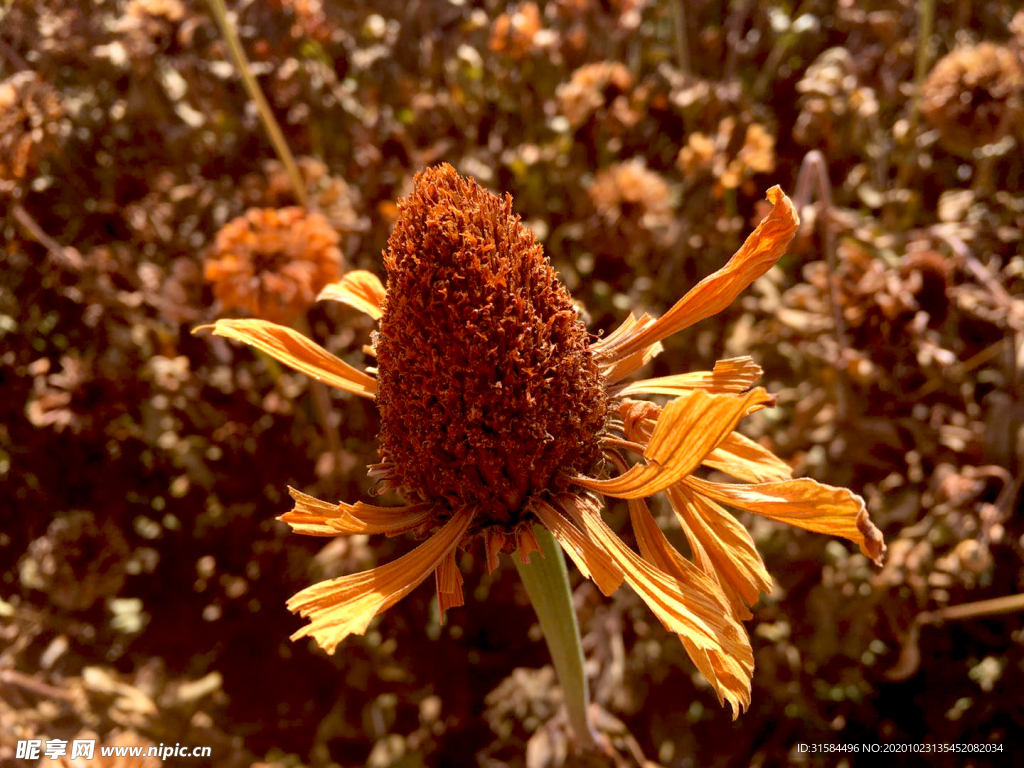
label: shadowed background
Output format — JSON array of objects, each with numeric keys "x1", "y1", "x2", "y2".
[{"x1": 2, "y1": 1, "x2": 1022, "y2": 766}]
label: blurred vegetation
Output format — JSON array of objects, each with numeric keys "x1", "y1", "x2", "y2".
[{"x1": 2, "y1": 1, "x2": 1023, "y2": 766}]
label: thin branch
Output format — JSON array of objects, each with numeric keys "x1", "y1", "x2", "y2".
[
  {"x1": 793, "y1": 150, "x2": 850, "y2": 420},
  {"x1": 0, "y1": 669, "x2": 76, "y2": 702},
  {"x1": 670, "y1": 0, "x2": 690, "y2": 75},
  {"x1": 919, "y1": 593, "x2": 1024, "y2": 625},
  {"x1": 205, "y1": 0, "x2": 308, "y2": 208},
  {"x1": 12, "y1": 204, "x2": 84, "y2": 270}
]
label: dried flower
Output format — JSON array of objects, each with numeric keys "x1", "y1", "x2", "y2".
[
  {"x1": 0, "y1": 71, "x2": 64, "y2": 195},
  {"x1": 793, "y1": 47, "x2": 879, "y2": 155},
  {"x1": 921, "y1": 43, "x2": 1024, "y2": 155},
  {"x1": 242, "y1": 157, "x2": 367, "y2": 236},
  {"x1": 589, "y1": 159, "x2": 672, "y2": 229},
  {"x1": 677, "y1": 117, "x2": 776, "y2": 194},
  {"x1": 557, "y1": 62, "x2": 634, "y2": 128},
  {"x1": 204, "y1": 206, "x2": 342, "y2": 324},
  {"x1": 200, "y1": 164, "x2": 885, "y2": 716},
  {"x1": 490, "y1": 3, "x2": 555, "y2": 59},
  {"x1": 19, "y1": 512, "x2": 130, "y2": 611}
]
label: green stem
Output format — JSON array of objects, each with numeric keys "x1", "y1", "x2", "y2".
[
  {"x1": 206, "y1": 0, "x2": 309, "y2": 209},
  {"x1": 514, "y1": 525, "x2": 597, "y2": 750}
]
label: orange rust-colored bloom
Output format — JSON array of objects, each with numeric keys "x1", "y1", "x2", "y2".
[
  {"x1": 203, "y1": 206, "x2": 342, "y2": 325},
  {"x1": 198, "y1": 164, "x2": 885, "y2": 717}
]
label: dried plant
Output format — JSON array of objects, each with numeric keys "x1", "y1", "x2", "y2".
[
  {"x1": 203, "y1": 207, "x2": 343, "y2": 324},
  {"x1": 0, "y1": 71, "x2": 64, "y2": 196},
  {"x1": 921, "y1": 42, "x2": 1024, "y2": 155}
]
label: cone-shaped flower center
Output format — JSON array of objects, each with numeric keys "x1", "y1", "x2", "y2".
[{"x1": 374, "y1": 165, "x2": 608, "y2": 526}]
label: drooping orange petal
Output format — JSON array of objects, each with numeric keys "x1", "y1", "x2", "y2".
[
  {"x1": 574, "y1": 388, "x2": 773, "y2": 499},
  {"x1": 557, "y1": 494, "x2": 752, "y2": 662},
  {"x1": 702, "y1": 431, "x2": 793, "y2": 483},
  {"x1": 686, "y1": 477, "x2": 886, "y2": 565},
  {"x1": 196, "y1": 319, "x2": 377, "y2": 399},
  {"x1": 666, "y1": 484, "x2": 774, "y2": 620},
  {"x1": 598, "y1": 186, "x2": 798, "y2": 360},
  {"x1": 625, "y1": 495, "x2": 753, "y2": 716},
  {"x1": 317, "y1": 270, "x2": 386, "y2": 320},
  {"x1": 616, "y1": 356, "x2": 763, "y2": 397},
  {"x1": 679, "y1": 635, "x2": 753, "y2": 719},
  {"x1": 287, "y1": 506, "x2": 474, "y2": 653},
  {"x1": 532, "y1": 498, "x2": 624, "y2": 596},
  {"x1": 281, "y1": 487, "x2": 435, "y2": 536},
  {"x1": 435, "y1": 548, "x2": 465, "y2": 621}
]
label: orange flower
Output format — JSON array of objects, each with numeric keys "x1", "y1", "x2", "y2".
[
  {"x1": 203, "y1": 206, "x2": 342, "y2": 325},
  {"x1": 198, "y1": 165, "x2": 885, "y2": 717}
]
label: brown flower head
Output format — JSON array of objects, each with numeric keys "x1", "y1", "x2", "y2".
[
  {"x1": 375, "y1": 168, "x2": 607, "y2": 527},
  {"x1": 198, "y1": 164, "x2": 885, "y2": 717},
  {"x1": 921, "y1": 42, "x2": 1024, "y2": 155},
  {"x1": 793, "y1": 47, "x2": 879, "y2": 155},
  {"x1": 204, "y1": 206, "x2": 342, "y2": 324}
]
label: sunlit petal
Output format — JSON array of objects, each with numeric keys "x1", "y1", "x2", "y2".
[
  {"x1": 574, "y1": 388, "x2": 773, "y2": 499},
  {"x1": 532, "y1": 498, "x2": 625, "y2": 596},
  {"x1": 666, "y1": 483, "x2": 774, "y2": 619},
  {"x1": 702, "y1": 431, "x2": 793, "y2": 483},
  {"x1": 626, "y1": 495, "x2": 753, "y2": 716},
  {"x1": 280, "y1": 487, "x2": 436, "y2": 537},
  {"x1": 318, "y1": 270, "x2": 387, "y2": 320},
  {"x1": 196, "y1": 319, "x2": 377, "y2": 399},
  {"x1": 616, "y1": 356, "x2": 763, "y2": 397},
  {"x1": 287, "y1": 506, "x2": 474, "y2": 653},
  {"x1": 601, "y1": 340, "x2": 664, "y2": 384},
  {"x1": 597, "y1": 186, "x2": 798, "y2": 360},
  {"x1": 557, "y1": 494, "x2": 752, "y2": 665},
  {"x1": 686, "y1": 476, "x2": 886, "y2": 565}
]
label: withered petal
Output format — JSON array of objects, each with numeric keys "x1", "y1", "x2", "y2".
[
  {"x1": 667, "y1": 483, "x2": 774, "y2": 619},
  {"x1": 287, "y1": 506, "x2": 474, "y2": 653},
  {"x1": 532, "y1": 498, "x2": 625, "y2": 596},
  {"x1": 625, "y1": 494, "x2": 754, "y2": 717},
  {"x1": 280, "y1": 487, "x2": 436, "y2": 537},
  {"x1": 601, "y1": 341, "x2": 664, "y2": 384},
  {"x1": 317, "y1": 270, "x2": 387, "y2": 320},
  {"x1": 702, "y1": 431, "x2": 793, "y2": 483},
  {"x1": 615, "y1": 356, "x2": 763, "y2": 397},
  {"x1": 574, "y1": 388, "x2": 773, "y2": 499},
  {"x1": 557, "y1": 494, "x2": 752, "y2": 663},
  {"x1": 597, "y1": 186, "x2": 798, "y2": 360},
  {"x1": 686, "y1": 477, "x2": 887, "y2": 565},
  {"x1": 195, "y1": 319, "x2": 377, "y2": 399}
]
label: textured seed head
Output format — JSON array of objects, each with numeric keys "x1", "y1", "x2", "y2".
[{"x1": 374, "y1": 165, "x2": 607, "y2": 527}]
